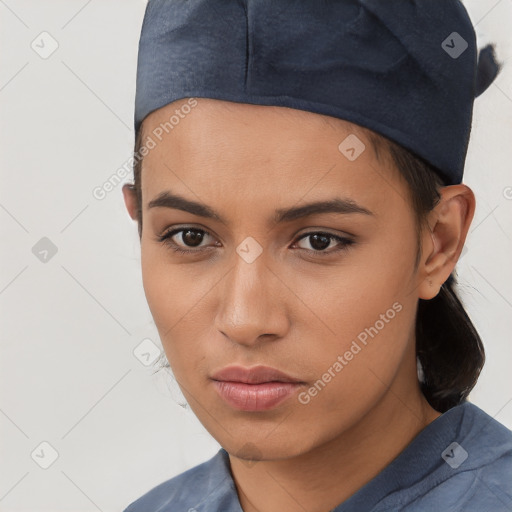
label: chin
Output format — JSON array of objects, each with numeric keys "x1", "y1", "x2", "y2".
[{"x1": 224, "y1": 434, "x2": 313, "y2": 463}]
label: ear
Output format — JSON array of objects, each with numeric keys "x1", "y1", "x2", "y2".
[
  {"x1": 122, "y1": 183, "x2": 139, "y2": 221},
  {"x1": 417, "y1": 184, "x2": 476, "y2": 300}
]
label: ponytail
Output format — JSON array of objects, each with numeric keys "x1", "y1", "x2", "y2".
[{"x1": 417, "y1": 272, "x2": 485, "y2": 413}]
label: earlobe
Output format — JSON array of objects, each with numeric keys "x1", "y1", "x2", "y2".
[{"x1": 418, "y1": 274, "x2": 441, "y2": 301}]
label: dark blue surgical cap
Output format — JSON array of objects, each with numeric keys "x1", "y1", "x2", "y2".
[{"x1": 134, "y1": 0, "x2": 502, "y2": 185}]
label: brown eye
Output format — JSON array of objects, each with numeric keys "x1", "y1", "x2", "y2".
[
  {"x1": 158, "y1": 227, "x2": 215, "y2": 254},
  {"x1": 294, "y1": 232, "x2": 354, "y2": 255},
  {"x1": 178, "y1": 229, "x2": 205, "y2": 247}
]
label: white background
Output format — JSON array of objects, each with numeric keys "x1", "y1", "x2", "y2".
[{"x1": 0, "y1": 1, "x2": 511, "y2": 511}]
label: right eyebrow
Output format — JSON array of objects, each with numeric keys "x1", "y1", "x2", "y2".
[{"x1": 147, "y1": 190, "x2": 374, "y2": 227}]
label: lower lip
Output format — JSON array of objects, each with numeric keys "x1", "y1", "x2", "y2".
[{"x1": 212, "y1": 380, "x2": 303, "y2": 411}]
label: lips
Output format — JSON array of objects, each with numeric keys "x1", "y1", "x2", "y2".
[
  {"x1": 210, "y1": 365, "x2": 303, "y2": 384},
  {"x1": 210, "y1": 365, "x2": 305, "y2": 411}
]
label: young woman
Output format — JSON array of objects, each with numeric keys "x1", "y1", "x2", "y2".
[{"x1": 122, "y1": 1, "x2": 511, "y2": 511}]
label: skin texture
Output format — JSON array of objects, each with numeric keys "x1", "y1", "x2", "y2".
[{"x1": 123, "y1": 98, "x2": 475, "y2": 512}]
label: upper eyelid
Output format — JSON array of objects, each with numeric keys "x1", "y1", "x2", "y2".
[
  {"x1": 162, "y1": 226, "x2": 352, "y2": 246},
  {"x1": 161, "y1": 226, "x2": 349, "y2": 238},
  {"x1": 161, "y1": 226, "x2": 214, "y2": 240}
]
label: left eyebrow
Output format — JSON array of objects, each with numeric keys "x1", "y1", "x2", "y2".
[
  {"x1": 274, "y1": 198, "x2": 374, "y2": 223},
  {"x1": 147, "y1": 191, "x2": 374, "y2": 226}
]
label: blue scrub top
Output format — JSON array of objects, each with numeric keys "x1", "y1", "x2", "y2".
[{"x1": 123, "y1": 400, "x2": 512, "y2": 511}]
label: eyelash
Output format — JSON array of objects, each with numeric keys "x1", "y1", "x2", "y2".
[{"x1": 157, "y1": 227, "x2": 355, "y2": 257}]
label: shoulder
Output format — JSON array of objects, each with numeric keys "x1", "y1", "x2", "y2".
[
  {"x1": 458, "y1": 401, "x2": 512, "y2": 472},
  {"x1": 402, "y1": 457, "x2": 512, "y2": 512},
  {"x1": 369, "y1": 401, "x2": 512, "y2": 512},
  {"x1": 122, "y1": 448, "x2": 238, "y2": 512},
  {"x1": 453, "y1": 402, "x2": 512, "y2": 510},
  {"x1": 402, "y1": 402, "x2": 512, "y2": 512}
]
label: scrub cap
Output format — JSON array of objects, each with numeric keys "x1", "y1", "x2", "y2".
[{"x1": 134, "y1": 0, "x2": 502, "y2": 185}]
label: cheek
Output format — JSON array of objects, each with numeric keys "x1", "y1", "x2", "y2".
[
  {"x1": 291, "y1": 240, "x2": 417, "y2": 400},
  {"x1": 288, "y1": 295, "x2": 415, "y2": 434},
  {"x1": 140, "y1": 246, "x2": 174, "y2": 326},
  {"x1": 140, "y1": 246, "x2": 183, "y2": 347},
  {"x1": 139, "y1": 244, "x2": 217, "y2": 369}
]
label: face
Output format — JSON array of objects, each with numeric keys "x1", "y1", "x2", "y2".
[{"x1": 126, "y1": 98, "x2": 428, "y2": 460}]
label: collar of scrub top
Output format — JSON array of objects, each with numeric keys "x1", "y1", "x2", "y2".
[{"x1": 134, "y1": 0, "x2": 502, "y2": 186}]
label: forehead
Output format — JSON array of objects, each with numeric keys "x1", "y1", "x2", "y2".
[
  {"x1": 138, "y1": 98, "x2": 402, "y2": 213},
  {"x1": 142, "y1": 97, "x2": 381, "y2": 149}
]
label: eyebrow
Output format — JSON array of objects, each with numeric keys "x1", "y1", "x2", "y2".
[{"x1": 147, "y1": 191, "x2": 374, "y2": 225}]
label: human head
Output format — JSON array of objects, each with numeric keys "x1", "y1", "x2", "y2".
[
  {"x1": 122, "y1": 0, "x2": 503, "y2": 460},
  {"x1": 122, "y1": 98, "x2": 483, "y2": 460}
]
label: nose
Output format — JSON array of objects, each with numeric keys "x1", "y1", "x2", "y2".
[{"x1": 214, "y1": 253, "x2": 290, "y2": 348}]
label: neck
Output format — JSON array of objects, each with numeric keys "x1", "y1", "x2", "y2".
[{"x1": 228, "y1": 368, "x2": 441, "y2": 512}]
